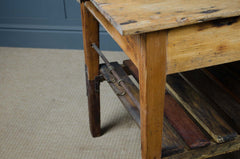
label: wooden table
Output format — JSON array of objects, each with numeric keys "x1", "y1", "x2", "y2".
[{"x1": 79, "y1": 0, "x2": 240, "y2": 158}]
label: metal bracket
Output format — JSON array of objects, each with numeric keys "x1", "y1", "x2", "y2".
[
  {"x1": 94, "y1": 74, "x2": 104, "y2": 93},
  {"x1": 92, "y1": 43, "x2": 140, "y2": 106},
  {"x1": 85, "y1": 65, "x2": 105, "y2": 95}
]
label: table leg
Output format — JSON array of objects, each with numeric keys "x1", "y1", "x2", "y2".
[
  {"x1": 80, "y1": 2, "x2": 101, "y2": 137},
  {"x1": 139, "y1": 31, "x2": 167, "y2": 159}
]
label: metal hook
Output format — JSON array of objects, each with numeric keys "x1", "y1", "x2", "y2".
[{"x1": 117, "y1": 90, "x2": 126, "y2": 96}]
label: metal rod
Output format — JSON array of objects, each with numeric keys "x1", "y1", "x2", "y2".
[
  {"x1": 92, "y1": 43, "x2": 140, "y2": 108},
  {"x1": 92, "y1": 43, "x2": 113, "y2": 70}
]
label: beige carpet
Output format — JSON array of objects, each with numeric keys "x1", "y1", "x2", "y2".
[{"x1": 0, "y1": 47, "x2": 141, "y2": 159}]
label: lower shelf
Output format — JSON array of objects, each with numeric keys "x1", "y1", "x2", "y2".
[{"x1": 99, "y1": 60, "x2": 240, "y2": 158}]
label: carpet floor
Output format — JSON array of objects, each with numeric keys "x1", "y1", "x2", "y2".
[{"x1": 0, "y1": 47, "x2": 141, "y2": 159}]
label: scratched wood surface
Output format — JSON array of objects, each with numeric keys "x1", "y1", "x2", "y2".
[
  {"x1": 165, "y1": 136, "x2": 240, "y2": 159},
  {"x1": 90, "y1": 0, "x2": 240, "y2": 35},
  {"x1": 167, "y1": 16, "x2": 240, "y2": 74},
  {"x1": 164, "y1": 94, "x2": 210, "y2": 149},
  {"x1": 85, "y1": 2, "x2": 140, "y2": 67}
]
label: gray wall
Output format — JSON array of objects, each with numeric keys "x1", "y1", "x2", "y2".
[{"x1": 0, "y1": 0, "x2": 121, "y2": 50}]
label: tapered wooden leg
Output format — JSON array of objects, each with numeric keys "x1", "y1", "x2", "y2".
[
  {"x1": 80, "y1": 2, "x2": 101, "y2": 137},
  {"x1": 139, "y1": 31, "x2": 168, "y2": 159}
]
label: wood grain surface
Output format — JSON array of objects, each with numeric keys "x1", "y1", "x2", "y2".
[
  {"x1": 81, "y1": 2, "x2": 99, "y2": 81},
  {"x1": 182, "y1": 69, "x2": 240, "y2": 133},
  {"x1": 161, "y1": 119, "x2": 184, "y2": 157},
  {"x1": 85, "y1": 1, "x2": 140, "y2": 67},
  {"x1": 85, "y1": 2, "x2": 240, "y2": 75},
  {"x1": 167, "y1": 16, "x2": 240, "y2": 74},
  {"x1": 90, "y1": 0, "x2": 240, "y2": 35},
  {"x1": 166, "y1": 74, "x2": 237, "y2": 143},
  {"x1": 164, "y1": 94, "x2": 210, "y2": 149},
  {"x1": 81, "y1": 2, "x2": 101, "y2": 137},
  {"x1": 165, "y1": 136, "x2": 240, "y2": 159},
  {"x1": 138, "y1": 31, "x2": 167, "y2": 159}
]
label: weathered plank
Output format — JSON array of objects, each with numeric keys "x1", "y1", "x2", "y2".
[
  {"x1": 100, "y1": 62, "x2": 184, "y2": 157},
  {"x1": 203, "y1": 65, "x2": 240, "y2": 102},
  {"x1": 166, "y1": 74, "x2": 237, "y2": 143},
  {"x1": 167, "y1": 16, "x2": 240, "y2": 74},
  {"x1": 85, "y1": 1, "x2": 139, "y2": 68},
  {"x1": 181, "y1": 69, "x2": 240, "y2": 133},
  {"x1": 90, "y1": 0, "x2": 240, "y2": 35},
  {"x1": 164, "y1": 93, "x2": 210, "y2": 149},
  {"x1": 161, "y1": 119, "x2": 185, "y2": 157},
  {"x1": 165, "y1": 136, "x2": 240, "y2": 159}
]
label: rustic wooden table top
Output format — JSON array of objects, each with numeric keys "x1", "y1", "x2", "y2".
[{"x1": 91, "y1": 0, "x2": 240, "y2": 35}]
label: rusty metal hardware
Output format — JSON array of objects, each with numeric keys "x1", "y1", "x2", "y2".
[{"x1": 92, "y1": 43, "x2": 140, "y2": 107}]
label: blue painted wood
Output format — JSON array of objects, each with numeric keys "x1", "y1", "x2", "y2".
[{"x1": 0, "y1": 0, "x2": 121, "y2": 51}]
